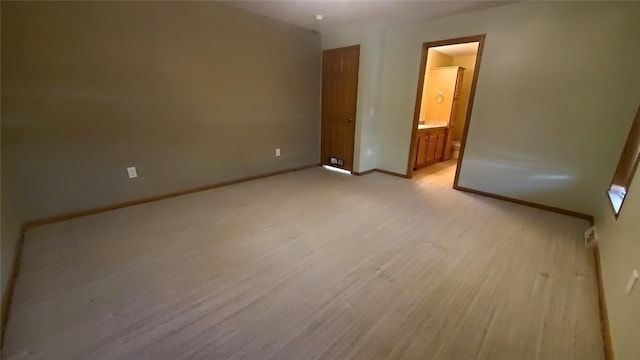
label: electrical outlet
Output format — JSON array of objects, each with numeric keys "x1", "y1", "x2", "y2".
[
  {"x1": 626, "y1": 270, "x2": 639, "y2": 296},
  {"x1": 127, "y1": 166, "x2": 138, "y2": 179},
  {"x1": 275, "y1": 148, "x2": 281, "y2": 157},
  {"x1": 366, "y1": 148, "x2": 373, "y2": 156}
]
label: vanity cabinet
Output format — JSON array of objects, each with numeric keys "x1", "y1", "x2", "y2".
[{"x1": 414, "y1": 127, "x2": 447, "y2": 169}]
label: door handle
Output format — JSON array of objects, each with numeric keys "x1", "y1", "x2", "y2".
[{"x1": 346, "y1": 118, "x2": 353, "y2": 124}]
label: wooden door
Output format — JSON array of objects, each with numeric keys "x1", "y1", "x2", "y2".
[{"x1": 321, "y1": 45, "x2": 360, "y2": 171}]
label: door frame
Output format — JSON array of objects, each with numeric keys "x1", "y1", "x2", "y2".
[
  {"x1": 321, "y1": 44, "x2": 360, "y2": 171},
  {"x1": 405, "y1": 34, "x2": 486, "y2": 187}
]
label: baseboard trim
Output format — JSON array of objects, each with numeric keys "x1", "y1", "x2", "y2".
[
  {"x1": 353, "y1": 168, "x2": 410, "y2": 179},
  {"x1": 594, "y1": 246, "x2": 614, "y2": 360},
  {"x1": 1, "y1": 227, "x2": 26, "y2": 348},
  {"x1": 352, "y1": 168, "x2": 410, "y2": 179},
  {"x1": 0, "y1": 163, "x2": 319, "y2": 348},
  {"x1": 351, "y1": 169, "x2": 376, "y2": 176},
  {"x1": 24, "y1": 164, "x2": 319, "y2": 228},
  {"x1": 454, "y1": 185, "x2": 594, "y2": 222},
  {"x1": 456, "y1": 185, "x2": 610, "y2": 357}
]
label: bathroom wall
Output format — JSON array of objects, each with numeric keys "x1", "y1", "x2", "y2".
[
  {"x1": 419, "y1": 49, "x2": 452, "y2": 122},
  {"x1": 451, "y1": 54, "x2": 477, "y2": 141}
]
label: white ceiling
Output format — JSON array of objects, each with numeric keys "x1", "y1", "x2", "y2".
[
  {"x1": 223, "y1": 1, "x2": 512, "y2": 32},
  {"x1": 433, "y1": 42, "x2": 479, "y2": 57}
]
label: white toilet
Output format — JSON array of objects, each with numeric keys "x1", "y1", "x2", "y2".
[{"x1": 451, "y1": 141, "x2": 461, "y2": 159}]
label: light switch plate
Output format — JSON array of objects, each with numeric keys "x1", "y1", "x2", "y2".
[
  {"x1": 626, "y1": 270, "x2": 639, "y2": 296},
  {"x1": 127, "y1": 166, "x2": 138, "y2": 179},
  {"x1": 366, "y1": 148, "x2": 373, "y2": 156},
  {"x1": 275, "y1": 148, "x2": 281, "y2": 157}
]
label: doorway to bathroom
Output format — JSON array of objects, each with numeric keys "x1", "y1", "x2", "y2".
[{"x1": 406, "y1": 35, "x2": 485, "y2": 187}]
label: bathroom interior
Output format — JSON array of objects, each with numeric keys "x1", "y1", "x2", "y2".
[{"x1": 413, "y1": 42, "x2": 479, "y2": 179}]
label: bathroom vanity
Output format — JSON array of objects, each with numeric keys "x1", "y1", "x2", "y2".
[{"x1": 414, "y1": 125, "x2": 447, "y2": 169}]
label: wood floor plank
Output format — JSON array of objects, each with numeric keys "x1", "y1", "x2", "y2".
[{"x1": 3, "y1": 161, "x2": 604, "y2": 359}]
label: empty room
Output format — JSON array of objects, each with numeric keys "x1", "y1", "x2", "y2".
[{"x1": 1, "y1": 1, "x2": 639, "y2": 359}]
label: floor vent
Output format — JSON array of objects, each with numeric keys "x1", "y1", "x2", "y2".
[
  {"x1": 584, "y1": 225, "x2": 599, "y2": 247},
  {"x1": 329, "y1": 157, "x2": 344, "y2": 166}
]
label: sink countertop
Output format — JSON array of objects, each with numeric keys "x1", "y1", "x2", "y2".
[{"x1": 418, "y1": 124, "x2": 448, "y2": 130}]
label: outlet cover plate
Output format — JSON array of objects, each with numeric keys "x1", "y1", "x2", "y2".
[{"x1": 127, "y1": 167, "x2": 138, "y2": 179}]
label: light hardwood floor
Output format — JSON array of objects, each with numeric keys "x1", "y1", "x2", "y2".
[{"x1": 3, "y1": 162, "x2": 604, "y2": 359}]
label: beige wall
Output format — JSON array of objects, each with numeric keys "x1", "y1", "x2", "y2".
[
  {"x1": 451, "y1": 54, "x2": 476, "y2": 141},
  {"x1": 419, "y1": 49, "x2": 452, "y2": 122},
  {"x1": 376, "y1": 1, "x2": 640, "y2": 216},
  {"x1": 1, "y1": 2, "x2": 321, "y2": 301},
  {"x1": 321, "y1": 25, "x2": 385, "y2": 173},
  {"x1": 596, "y1": 145, "x2": 640, "y2": 359},
  {"x1": 3, "y1": 2, "x2": 639, "y2": 356}
]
